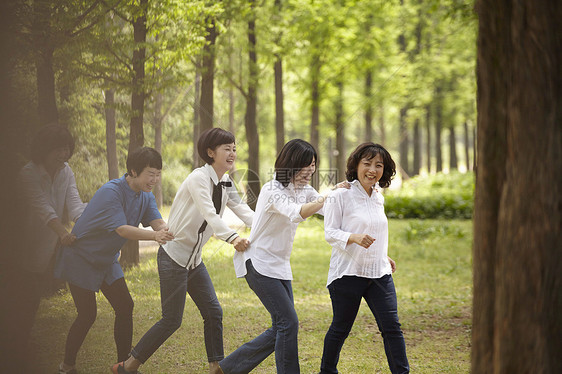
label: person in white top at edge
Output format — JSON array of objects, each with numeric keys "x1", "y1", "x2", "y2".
[
  {"x1": 218, "y1": 139, "x2": 349, "y2": 374},
  {"x1": 114, "y1": 128, "x2": 254, "y2": 374},
  {"x1": 319, "y1": 142, "x2": 409, "y2": 374}
]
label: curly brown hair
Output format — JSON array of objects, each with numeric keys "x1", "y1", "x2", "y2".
[{"x1": 345, "y1": 142, "x2": 396, "y2": 188}]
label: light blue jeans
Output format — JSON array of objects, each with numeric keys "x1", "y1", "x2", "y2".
[{"x1": 220, "y1": 260, "x2": 300, "y2": 374}]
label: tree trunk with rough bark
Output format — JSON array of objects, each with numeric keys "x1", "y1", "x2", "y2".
[{"x1": 472, "y1": 1, "x2": 562, "y2": 372}]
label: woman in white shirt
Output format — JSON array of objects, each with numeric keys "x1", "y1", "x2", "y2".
[
  {"x1": 114, "y1": 128, "x2": 253, "y2": 374},
  {"x1": 219, "y1": 139, "x2": 345, "y2": 374},
  {"x1": 319, "y1": 142, "x2": 409, "y2": 374}
]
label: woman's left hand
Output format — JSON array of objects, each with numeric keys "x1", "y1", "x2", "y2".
[
  {"x1": 333, "y1": 181, "x2": 351, "y2": 190},
  {"x1": 388, "y1": 256, "x2": 396, "y2": 273}
]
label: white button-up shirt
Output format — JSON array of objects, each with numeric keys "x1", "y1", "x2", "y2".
[
  {"x1": 324, "y1": 180, "x2": 391, "y2": 287},
  {"x1": 19, "y1": 161, "x2": 86, "y2": 273},
  {"x1": 163, "y1": 164, "x2": 254, "y2": 268},
  {"x1": 233, "y1": 179, "x2": 322, "y2": 280}
]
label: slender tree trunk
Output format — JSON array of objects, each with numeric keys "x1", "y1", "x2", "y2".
[
  {"x1": 448, "y1": 126, "x2": 458, "y2": 171},
  {"x1": 379, "y1": 102, "x2": 386, "y2": 146},
  {"x1": 123, "y1": 0, "x2": 148, "y2": 267},
  {"x1": 200, "y1": 18, "x2": 217, "y2": 133},
  {"x1": 104, "y1": 88, "x2": 119, "y2": 180},
  {"x1": 413, "y1": 119, "x2": 421, "y2": 175},
  {"x1": 33, "y1": 0, "x2": 58, "y2": 125},
  {"x1": 435, "y1": 85, "x2": 443, "y2": 173},
  {"x1": 425, "y1": 104, "x2": 431, "y2": 173},
  {"x1": 310, "y1": 59, "x2": 320, "y2": 155},
  {"x1": 274, "y1": 0, "x2": 284, "y2": 155},
  {"x1": 274, "y1": 58, "x2": 284, "y2": 155},
  {"x1": 335, "y1": 80, "x2": 345, "y2": 181},
  {"x1": 193, "y1": 69, "x2": 201, "y2": 167},
  {"x1": 153, "y1": 93, "x2": 163, "y2": 208},
  {"x1": 463, "y1": 121, "x2": 471, "y2": 171},
  {"x1": 127, "y1": 0, "x2": 147, "y2": 154},
  {"x1": 399, "y1": 106, "x2": 409, "y2": 177},
  {"x1": 472, "y1": 124, "x2": 477, "y2": 170},
  {"x1": 365, "y1": 70, "x2": 373, "y2": 141},
  {"x1": 245, "y1": 8, "x2": 260, "y2": 210},
  {"x1": 473, "y1": 1, "x2": 562, "y2": 372}
]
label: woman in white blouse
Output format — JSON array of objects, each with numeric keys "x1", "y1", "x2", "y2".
[
  {"x1": 319, "y1": 142, "x2": 409, "y2": 374},
  {"x1": 219, "y1": 139, "x2": 345, "y2": 374},
  {"x1": 114, "y1": 128, "x2": 253, "y2": 374}
]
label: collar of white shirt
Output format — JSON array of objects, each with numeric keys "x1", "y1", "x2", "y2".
[
  {"x1": 350, "y1": 179, "x2": 380, "y2": 197},
  {"x1": 204, "y1": 163, "x2": 221, "y2": 185}
]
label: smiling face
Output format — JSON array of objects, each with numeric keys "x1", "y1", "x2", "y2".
[
  {"x1": 357, "y1": 153, "x2": 384, "y2": 194},
  {"x1": 293, "y1": 158, "x2": 316, "y2": 187},
  {"x1": 208, "y1": 143, "x2": 236, "y2": 175},
  {"x1": 130, "y1": 167, "x2": 161, "y2": 193}
]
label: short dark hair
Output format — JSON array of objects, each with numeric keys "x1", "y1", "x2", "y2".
[
  {"x1": 197, "y1": 128, "x2": 236, "y2": 165},
  {"x1": 30, "y1": 124, "x2": 75, "y2": 163},
  {"x1": 274, "y1": 139, "x2": 318, "y2": 187},
  {"x1": 346, "y1": 142, "x2": 396, "y2": 188},
  {"x1": 126, "y1": 147, "x2": 162, "y2": 176}
]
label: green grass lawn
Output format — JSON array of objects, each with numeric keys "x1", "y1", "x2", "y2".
[{"x1": 31, "y1": 218, "x2": 472, "y2": 373}]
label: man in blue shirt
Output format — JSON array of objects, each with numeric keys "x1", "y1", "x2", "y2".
[{"x1": 55, "y1": 147, "x2": 174, "y2": 374}]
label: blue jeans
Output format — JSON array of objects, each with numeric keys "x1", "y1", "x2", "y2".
[
  {"x1": 220, "y1": 260, "x2": 300, "y2": 374},
  {"x1": 320, "y1": 275, "x2": 409, "y2": 374},
  {"x1": 131, "y1": 247, "x2": 223, "y2": 363}
]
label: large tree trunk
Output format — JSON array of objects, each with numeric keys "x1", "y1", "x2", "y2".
[
  {"x1": 33, "y1": 0, "x2": 58, "y2": 125},
  {"x1": 335, "y1": 80, "x2": 345, "y2": 181},
  {"x1": 245, "y1": 10, "x2": 260, "y2": 210},
  {"x1": 448, "y1": 126, "x2": 458, "y2": 171},
  {"x1": 472, "y1": 1, "x2": 562, "y2": 373},
  {"x1": 104, "y1": 88, "x2": 119, "y2": 180},
  {"x1": 200, "y1": 18, "x2": 217, "y2": 133}
]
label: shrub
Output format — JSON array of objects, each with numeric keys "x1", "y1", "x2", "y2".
[{"x1": 385, "y1": 172, "x2": 474, "y2": 219}]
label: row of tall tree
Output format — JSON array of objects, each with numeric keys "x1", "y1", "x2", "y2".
[{"x1": 2, "y1": 0, "x2": 476, "y2": 207}]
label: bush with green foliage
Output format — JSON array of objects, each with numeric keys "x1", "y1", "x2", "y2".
[{"x1": 385, "y1": 172, "x2": 474, "y2": 219}]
